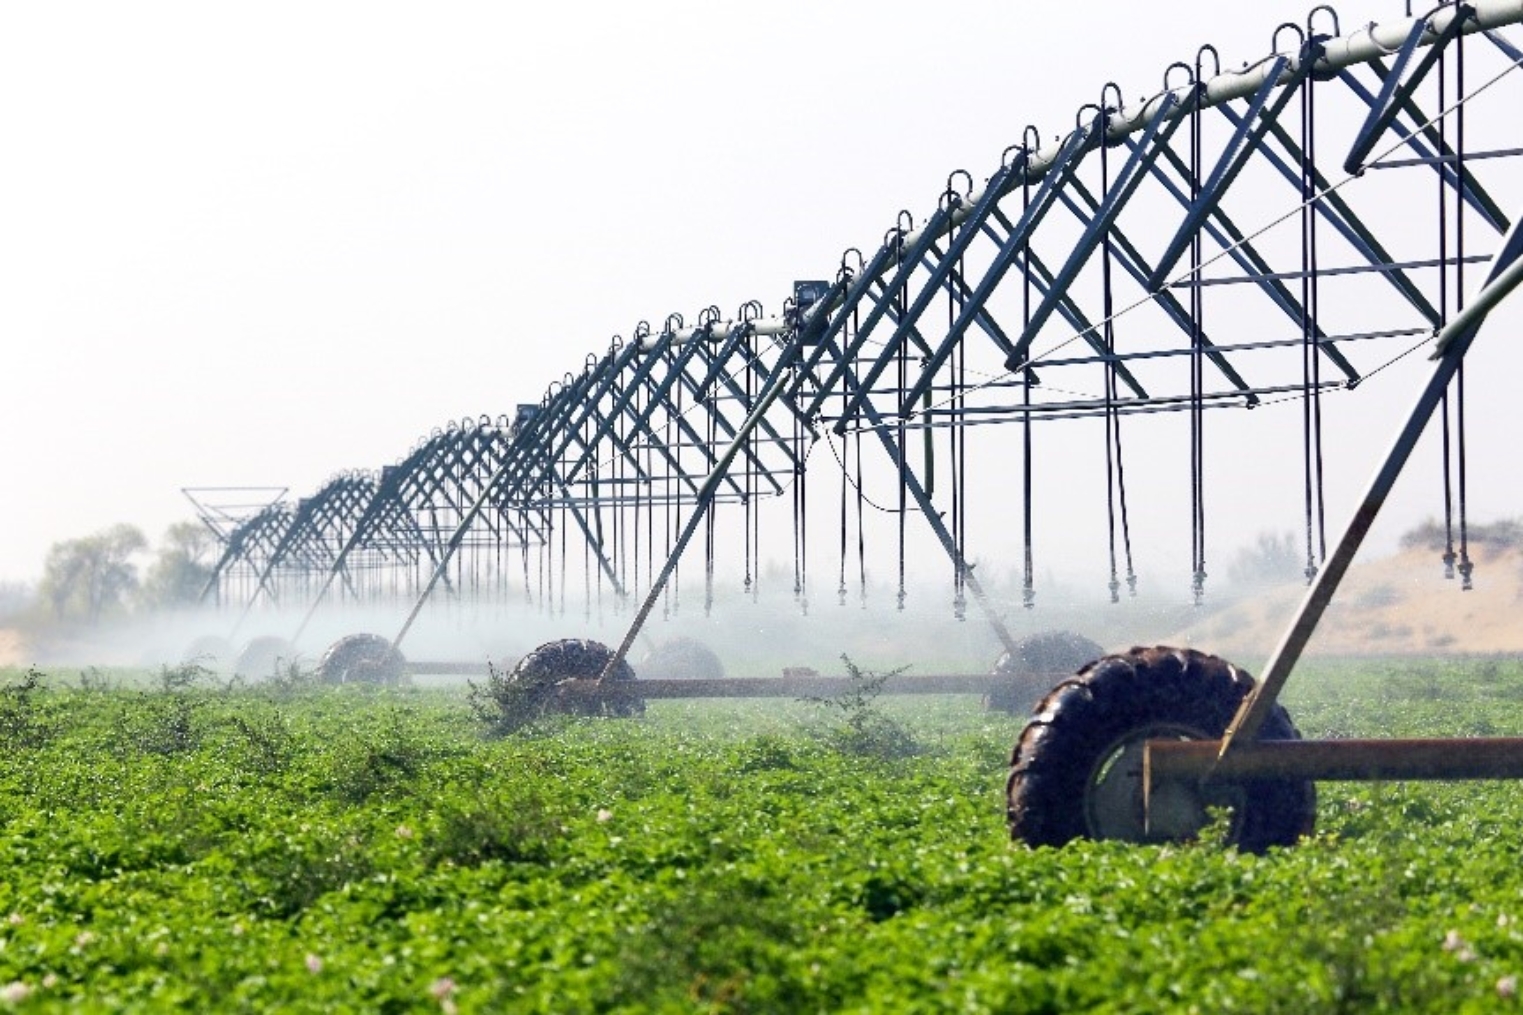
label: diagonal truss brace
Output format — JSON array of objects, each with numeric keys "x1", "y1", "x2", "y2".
[{"x1": 1222, "y1": 204, "x2": 1523, "y2": 751}]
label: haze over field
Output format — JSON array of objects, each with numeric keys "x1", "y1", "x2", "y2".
[{"x1": 4, "y1": 0, "x2": 1522, "y2": 609}]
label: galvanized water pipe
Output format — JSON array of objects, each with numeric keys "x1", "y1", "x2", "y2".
[
  {"x1": 916, "y1": 0, "x2": 1523, "y2": 247},
  {"x1": 634, "y1": 319, "x2": 787, "y2": 352},
  {"x1": 642, "y1": 1, "x2": 1523, "y2": 351}
]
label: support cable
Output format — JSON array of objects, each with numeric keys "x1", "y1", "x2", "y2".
[
  {"x1": 1440, "y1": 30, "x2": 1459, "y2": 579},
  {"x1": 792, "y1": 349, "x2": 809, "y2": 615},
  {"x1": 537, "y1": 471, "x2": 548, "y2": 613},
  {"x1": 584, "y1": 494, "x2": 592, "y2": 622},
  {"x1": 747, "y1": 312, "x2": 764, "y2": 603},
  {"x1": 1299, "y1": 41, "x2": 1331, "y2": 582},
  {"x1": 1312, "y1": 69, "x2": 1329, "y2": 569},
  {"x1": 520, "y1": 504, "x2": 532, "y2": 606},
  {"x1": 1189, "y1": 63, "x2": 1209, "y2": 606},
  {"x1": 856, "y1": 361, "x2": 867, "y2": 609},
  {"x1": 1457, "y1": 17, "x2": 1475, "y2": 589},
  {"x1": 558, "y1": 489, "x2": 567, "y2": 618},
  {"x1": 947, "y1": 181, "x2": 970, "y2": 621},
  {"x1": 895, "y1": 230, "x2": 909, "y2": 611},
  {"x1": 644, "y1": 370, "x2": 654, "y2": 608},
  {"x1": 839, "y1": 273, "x2": 852, "y2": 607},
  {"x1": 663, "y1": 355, "x2": 676, "y2": 620},
  {"x1": 671, "y1": 346, "x2": 683, "y2": 616},
  {"x1": 705, "y1": 336, "x2": 718, "y2": 617},
  {"x1": 1021, "y1": 130, "x2": 1038, "y2": 610},
  {"x1": 611, "y1": 349, "x2": 624, "y2": 608},
  {"x1": 743, "y1": 327, "x2": 755, "y2": 597},
  {"x1": 630, "y1": 371, "x2": 643, "y2": 604},
  {"x1": 841, "y1": 253, "x2": 867, "y2": 609},
  {"x1": 1097, "y1": 93, "x2": 1139, "y2": 602},
  {"x1": 1102, "y1": 116, "x2": 1121, "y2": 603}
]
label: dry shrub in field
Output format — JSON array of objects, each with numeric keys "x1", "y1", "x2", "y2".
[
  {"x1": 468, "y1": 639, "x2": 643, "y2": 736},
  {"x1": 0, "y1": 667, "x2": 52, "y2": 750},
  {"x1": 801, "y1": 655, "x2": 921, "y2": 760}
]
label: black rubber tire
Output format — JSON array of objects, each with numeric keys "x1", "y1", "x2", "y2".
[
  {"x1": 317, "y1": 633, "x2": 406, "y2": 685},
  {"x1": 234, "y1": 636, "x2": 298, "y2": 680},
  {"x1": 986, "y1": 630, "x2": 1105, "y2": 714},
  {"x1": 1007, "y1": 645, "x2": 1316, "y2": 853},
  {"x1": 639, "y1": 637, "x2": 724, "y2": 680},
  {"x1": 510, "y1": 638, "x2": 644, "y2": 717}
]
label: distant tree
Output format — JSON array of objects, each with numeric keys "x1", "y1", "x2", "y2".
[
  {"x1": 1226, "y1": 530, "x2": 1304, "y2": 588},
  {"x1": 141, "y1": 521, "x2": 217, "y2": 608},
  {"x1": 39, "y1": 524, "x2": 147, "y2": 623}
]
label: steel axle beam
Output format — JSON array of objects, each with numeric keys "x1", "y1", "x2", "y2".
[{"x1": 1147, "y1": 737, "x2": 1523, "y2": 783}]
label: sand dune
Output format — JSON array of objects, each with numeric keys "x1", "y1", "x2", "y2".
[
  {"x1": 0, "y1": 628, "x2": 26, "y2": 668},
  {"x1": 1171, "y1": 542, "x2": 1523, "y2": 663}
]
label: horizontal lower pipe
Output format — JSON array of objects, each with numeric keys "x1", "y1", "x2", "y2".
[
  {"x1": 1147, "y1": 737, "x2": 1523, "y2": 782},
  {"x1": 584, "y1": 674, "x2": 1009, "y2": 699},
  {"x1": 405, "y1": 664, "x2": 1033, "y2": 698}
]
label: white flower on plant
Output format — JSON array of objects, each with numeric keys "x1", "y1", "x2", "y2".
[
  {"x1": 596, "y1": 808, "x2": 613, "y2": 823},
  {"x1": 41, "y1": 974, "x2": 57, "y2": 990},
  {"x1": 0, "y1": 982, "x2": 31, "y2": 1004},
  {"x1": 1443, "y1": 930, "x2": 1466, "y2": 953},
  {"x1": 73, "y1": 931, "x2": 96, "y2": 949},
  {"x1": 305, "y1": 953, "x2": 323, "y2": 974},
  {"x1": 396, "y1": 825, "x2": 415, "y2": 840},
  {"x1": 1498, "y1": 975, "x2": 1519, "y2": 999},
  {"x1": 5, "y1": 914, "x2": 20, "y2": 927},
  {"x1": 430, "y1": 977, "x2": 456, "y2": 999}
]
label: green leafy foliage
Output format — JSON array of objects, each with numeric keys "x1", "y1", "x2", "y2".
[{"x1": 0, "y1": 659, "x2": 1521, "y2": 1010}]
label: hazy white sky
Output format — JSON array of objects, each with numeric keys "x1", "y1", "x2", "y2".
[{"x1": 3, "y1": 0, "x2": 1520, "y2": 592}]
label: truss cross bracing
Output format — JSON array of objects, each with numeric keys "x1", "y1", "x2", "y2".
[{"x1": 199, "y1": 1, "x2": 1523, "y2": 665}]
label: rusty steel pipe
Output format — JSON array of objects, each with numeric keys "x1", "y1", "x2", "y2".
[
  {"x1": 405, "y1": 663, "x2": 1044, "y2": 698},
  {"x1": 1147, "y1": 737, "x2": 1523, "y2": 784},
  {"x1": 590, "y1": 674, "x2": 1010, "y2": 699}
]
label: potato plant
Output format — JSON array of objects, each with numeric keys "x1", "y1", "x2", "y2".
[{"x1": 0, "y1": 660, "x2": 1522, "y2": 1011}]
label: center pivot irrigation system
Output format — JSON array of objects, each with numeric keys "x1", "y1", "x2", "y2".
[{"x1": 187, "y1": 1, "x2": 1523, "y2": 849}]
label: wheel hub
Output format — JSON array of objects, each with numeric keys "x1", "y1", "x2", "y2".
[{"x1": 1085, "y1": 723, "x2": 1237, "y2": 843}]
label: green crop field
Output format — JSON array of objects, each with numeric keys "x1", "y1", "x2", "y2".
[{"x1": 3, "y1": 657, "x2": 1523, "y2": 1012}]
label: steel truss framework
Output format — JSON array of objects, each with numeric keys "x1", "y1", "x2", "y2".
[{"x1": 203, "y1": 1, "x2": 1523, "y2": 667}]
